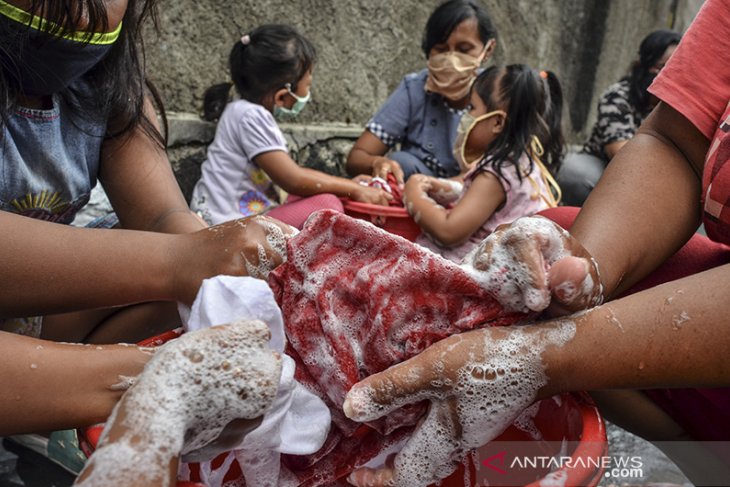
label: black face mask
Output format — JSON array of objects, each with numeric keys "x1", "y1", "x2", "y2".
[{"x1": 0, "y1": 1, "x2": 119, "y2": 97}]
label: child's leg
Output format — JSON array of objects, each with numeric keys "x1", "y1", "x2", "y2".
[{"x1": 266, "y1": 194, "x2": 344, "y2": 229}]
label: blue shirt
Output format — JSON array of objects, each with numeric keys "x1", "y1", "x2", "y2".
[
  {"x1": 366, "y1": 69, "x2": 467, "y2": 178},
  {"x1": 0, "y1": 81, "x2": 107, "y2": 224}
]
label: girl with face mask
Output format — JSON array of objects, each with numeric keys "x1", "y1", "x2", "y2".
[
  {"x1": 191, "y1": 24, "x2": 390, "y2": 229},
  {"x1": 0, "y1": 0, "x2": 289, "y2": 475},
  {"x1": 346, "y1": 0, "x2": 497, "y2": 184},
  {"x1": 403, "y1": 65, "x2": 564, "y2": 263}
]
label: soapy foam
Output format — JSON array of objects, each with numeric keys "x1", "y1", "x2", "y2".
[
  {"x1": 268, "y1": 209, "x2": 520, "y2": 484},
  {"x1": 462, "y1": 216, "x2": 603, "y2": 313},
  {"x1": 76, "y1": 320, "x2": 281, "y2": 487},
  {"x1": 110, "y1": 375, "x2": 137, "y2": 392},
  {"x1": 672, "y1": 311, "x2": 691, "y2": 329},
  {"x1": 431, "y1": 180, "x2": 463, "y2": 206},
  {"x1": 539, "y1": 468, "x2": 568, "y2": 487},
  {"x1": 605, "y1": 306, "x2": 624, "y2": 332},
  {"x1": 345, "y1": 320, "x2": 576, "y2": 487},
  {"x1": 240, "y1": 216, "x2": 296, "y2": 279}
]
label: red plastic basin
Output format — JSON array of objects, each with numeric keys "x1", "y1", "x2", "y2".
[
  {"x1": 79, "y1": 331, "x2": 607, "y2": 487},
  {"x1": 342, "y1": 199, "x2": 422, "y2": 242}
]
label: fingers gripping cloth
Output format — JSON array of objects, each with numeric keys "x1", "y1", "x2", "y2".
[{"x1": 268, "y1": 209, "x2": 525, "y2": 485}]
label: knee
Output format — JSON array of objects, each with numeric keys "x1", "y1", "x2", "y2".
[
  {"x1": 389, "y1": 151, "x2": 432, "y2": 179},
  {"x1": 557, "y1": 153, "x2": 606, "y2": 206}
]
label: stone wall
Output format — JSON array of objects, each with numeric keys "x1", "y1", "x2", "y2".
[{"x1": 145, "y1": 0, "x2": 703, "y2": 199}]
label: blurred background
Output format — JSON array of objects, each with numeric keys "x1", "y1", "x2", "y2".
[{"x1": 138, "y1": 0, "x2": 704, "y2": 198}]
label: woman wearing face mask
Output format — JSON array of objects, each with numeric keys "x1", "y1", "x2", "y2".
[
  {"x1": 346, "y1": 0, "x2": 497, "y2": 183},
  {"x1": 557, "y1": 29, "x2": 681, "y2": 206},
  {"x1": 0, "y1": 0, "x2": 286, "y2": 468},
  {"x1": 404, "y1": 65, "x2": 564, "y2": 263}
]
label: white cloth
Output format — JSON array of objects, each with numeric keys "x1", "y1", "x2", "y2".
[
  {"x1": 189, "y1": 99, "x2": 288, "y2": 224},
  {"x1": 178, "y1": 276, "x2": 331, "y2": 487}
]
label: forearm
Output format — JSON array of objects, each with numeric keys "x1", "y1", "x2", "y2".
[
  {"x1": 280, "y1": 167, "x2": 362, "y2": 198},
  {"x1": 147, "y1": 207, "x2": 207, "y2": 234},
  {"x1": 347, "y1": 146, "x2": 383, "y2": 176},
  {"x1": 0, "y1": 211, "x2": 176, "y2": 317},
  {"x1": 571, "y1": 105, "x2": 706, "y2": 297},
  {"x1": 406, "y1": 190, "x2": 454, "y2": 243},
  {"x1": 0, "y1": 332, "x2": 150, "y2": 434},
  {"x1": 540, "y1": 264, "x2": 730, "y2": 399}
]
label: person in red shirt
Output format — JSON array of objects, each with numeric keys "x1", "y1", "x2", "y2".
[{"x1": 344, "y1": 1, "x2": 730, "y2": 486}]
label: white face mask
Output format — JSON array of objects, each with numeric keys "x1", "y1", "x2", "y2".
[{"x1": 453, "y1": 109, "x2": 506, "y2": 172}]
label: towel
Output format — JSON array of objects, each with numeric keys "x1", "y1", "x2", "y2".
[
  {"x1": 178, "y1": 276, "x2": 331, "y2": 487},
  {"x1": 269, "y1": 210, "x2": 524, "y2": 486}
]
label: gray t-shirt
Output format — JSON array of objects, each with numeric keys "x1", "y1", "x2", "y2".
[{"x1": 191, "y1": 99, "x2": 287, "y2": 225}]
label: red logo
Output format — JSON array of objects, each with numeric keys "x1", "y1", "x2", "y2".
[{"x1": 481, "y1": 451, "x2": 508, "y2": 474}]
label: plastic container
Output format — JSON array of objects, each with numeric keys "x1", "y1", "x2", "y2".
[
  {"x1": 342, "y1": 199, "x2": 421, "y2": 242},
  {"x1": 79, "y1": 331, "x2": 607, "y2": 487}
]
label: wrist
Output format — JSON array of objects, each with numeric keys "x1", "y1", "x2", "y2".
[
  {"x1": 371, "y1": 156, "x2": 386, "y2": 171},
  {"x1": 164, "y1": 233, "x2": 196, "y2": 304}
]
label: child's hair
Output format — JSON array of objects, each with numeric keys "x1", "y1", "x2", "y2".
[
  {"x1": 202, "y1": 24, "x2": 316, "y2": 121},
  {"x1": 472, "y1": 64, "x2": 565, "y2": 179},
  {"x1": 0, "y1": 0, "x2": 166, "y2": 146},
  {"x1": 421, "y1": 0, "x2": 497, "y2": 57},
  {"x1": 626, "y1": 29, "x2": 681, "y2": 115}
]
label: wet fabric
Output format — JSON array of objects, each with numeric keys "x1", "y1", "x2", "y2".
[
  {"x1": 363, "y1": 173, "x2": 404, "y2": 207},
  {"x1": 268, "y1": 209, "x2": 524, "y2": 485}
]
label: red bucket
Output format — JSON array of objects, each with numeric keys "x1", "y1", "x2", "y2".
[
  {"x1": 80, "y1": 331, "x2": 606, "y2": 487},
  {"x1": 342, "y1": 199, "x2": 421, "y2": 242}
]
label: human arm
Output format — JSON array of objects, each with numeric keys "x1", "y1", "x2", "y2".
[
  {"x1": 74, "y1": 321, "x2": 280, "y2": 486},
  {"x1": 403, "y1": 172, "x2": 504, "y2": 246},
  {"x1": 346, "y1": 130, "x2": 405, "y2": 184},
  {"x1": 0, "y1": 212, "x2": 293, "y2": 317},
  {"x1": 603, "y1": 139, "x2": 627, "y2": 159},
  {"x1": 463, "y1": 102, "x2": 706, "y2": 314},
  {"x1": 254, "y1": 149, "x2": 392, "y2": 205},
  {"x1": 574, "y1": 102, "x2": 705, "y2": 296},
  {"x1": 0, "y1": 331, "x2": 150, "y2": 434},
  {"x1": 345, "y1": 265, "x2": 730, "y2": 487},
  {"x1": 99, "y1": 97, "x2": 205, "y2": 234}
]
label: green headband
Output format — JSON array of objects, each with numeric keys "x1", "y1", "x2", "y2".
[{"x1": 0, "y1": 0, "x2": 122, "y2": 45}]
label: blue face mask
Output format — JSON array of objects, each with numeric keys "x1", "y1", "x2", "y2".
[
  {"x1": 0, "y1": 0, "x2": 120, "y2": 96},
  {"x1": 274, "y1": 83, "x2": 311, "y2": 119}
]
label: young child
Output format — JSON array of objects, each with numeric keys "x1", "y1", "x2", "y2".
[
  {"x1": 191, "y1": 24, "x2": 390, "y2": 228},
  {"x1": 404, "y1": 64, "x2": 564, "y2": 263}
]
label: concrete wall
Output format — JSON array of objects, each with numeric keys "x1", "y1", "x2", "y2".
[{"x1": 142, "y1": 0, "x2": 704, "y2": 199}]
